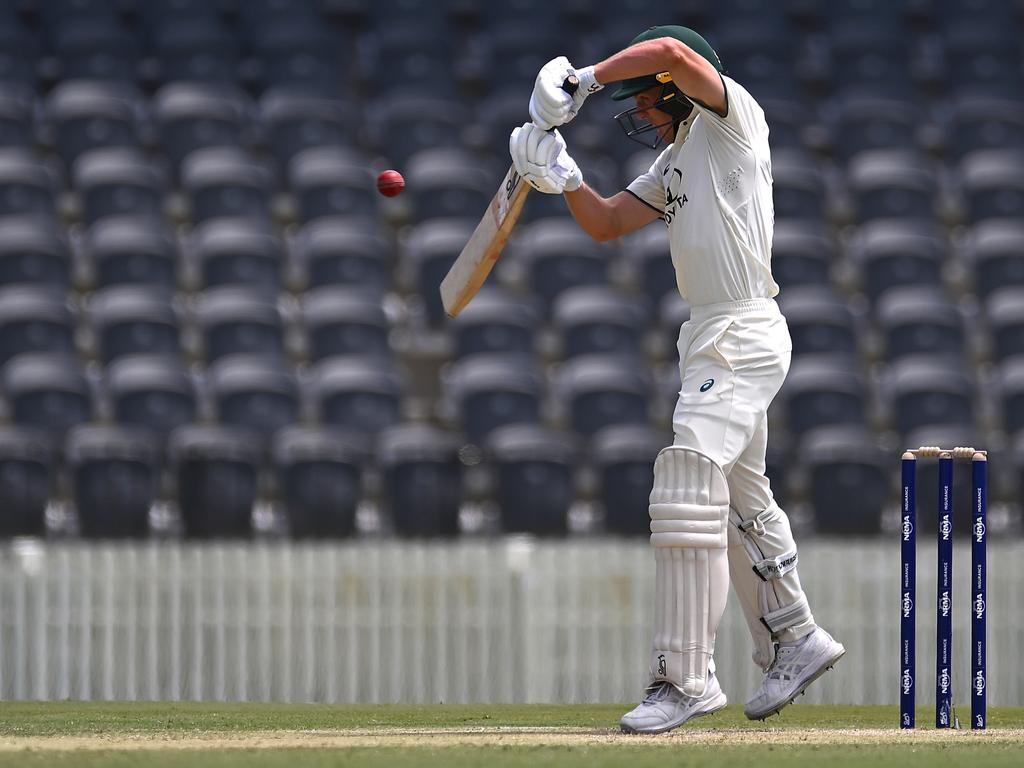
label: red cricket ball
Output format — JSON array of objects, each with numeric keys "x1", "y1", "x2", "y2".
[{"x1": 376, "y1": 169, "x2": 405, "y2": 197}]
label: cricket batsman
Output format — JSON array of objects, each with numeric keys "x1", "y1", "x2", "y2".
[{"x1": 508, "y1": 25, "x2": 846, "y2": 733}]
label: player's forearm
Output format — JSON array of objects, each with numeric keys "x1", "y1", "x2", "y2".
[
  {"x1": 564, "y1": 184, "x2": 620, "y2": 242},
  {"x1": 593, "y1": 39, "x2": 692, "y2": 89},
  {"x1": 590, "y1": 38, "x2": 724, "y2": 113}
]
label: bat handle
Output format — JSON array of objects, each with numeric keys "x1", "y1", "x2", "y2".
[{"x1": 561, "y1": 74, "x2": 580, "y2": 95}]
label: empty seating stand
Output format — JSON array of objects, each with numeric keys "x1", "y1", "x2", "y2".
[{"x1": 0, "y1": 0, "x2": 1018, "y2": 540}]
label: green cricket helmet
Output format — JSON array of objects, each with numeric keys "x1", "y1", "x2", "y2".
[{"x1": 611, "y1": 25, "x2": 724, "y2": 149}]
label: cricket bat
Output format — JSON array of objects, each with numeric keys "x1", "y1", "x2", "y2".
[{"x1": 440, "y1": 75, "x2": 579, "y2": 317}]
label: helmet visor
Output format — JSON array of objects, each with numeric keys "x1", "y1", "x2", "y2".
[{"x1": 614, "y1": 82, "x2": 694, "y2": 150}]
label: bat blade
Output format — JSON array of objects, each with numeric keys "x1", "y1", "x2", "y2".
[{"x1": 440, "y1": 163, "x2": 530, "y2": 317}]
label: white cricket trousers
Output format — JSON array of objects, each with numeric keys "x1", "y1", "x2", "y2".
[
  {"x1": 671, "y1": 296, "x2": 815, "y2": 666},
  {"x1": 671, "y1": 297, "x2": 789, "y2": 498}
]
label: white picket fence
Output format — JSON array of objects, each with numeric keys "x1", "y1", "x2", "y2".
[{"x1": 0, "y1": 538, "x2": 1021, "y2": 707}]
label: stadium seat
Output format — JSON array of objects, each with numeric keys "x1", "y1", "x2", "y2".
[
  {"x1": 449, "y1": 286, "x2": 539, "y2": 359},
  {"x1": 0, "y1": 426, "x2": 54, "y2": 538},
  {"x1": 779, "y1": 356, "x2": 869, "y2": 435},
  {"x1": 510, "y1": 217, "x2": 611, "y2": 315},
  {"x1": 208, "y1": 354, "x2": 299, "y2": 435},
  {"x1": 477, "y1": 23, "x2": 570, "y2": 92},
  {"x1": 771, "y1": 149, "x2": 828, "y2": 221},
  {"x1": 0, "y1": 88, "x2": 33, "y2": 149},
  {"x1": 0, "y1": 217, "x2": 70, "y2": 289},
  {"x1": 0, "y1": 286, "x2": 75, "y2": 365},
  {"x1": 551, "y1": 285, "x2": 650, "y2": 360},
  {"x1": 486, "y1": 423, "x2": 577, "y2": 536},
  {"x1": 291, "y1": 216, "x2": 392, "y2": 293},
  {"x1": 260, "y1": 89, "x2": 358, "y2": 167},
  {"x1": 194, "y1": 287, "x2": 286, "y2": 362},
  {"x1": 288, "y1": 147, "x2": 378, "y2": 223},
  {"x1": 310, "y1": 356, "x2": 405, "y2": 435},
  {"x1": 134, "y1": 0, "x2": 223, "y2": 31},
  {"x1": 51, "y1": 16, "x2": 139, "y2": 84},
  {"x1": 556, "y1": 354, "x2": 650, "y2": 437},
  {"x1": 67, "y1": 424, "x2": 160, "y2": 539},
  {"x1": 825, "y1": 94, "x2": 921, "y2": 162},
  {"x1": 273, "y1": 425, "x2": 366, "y2": 539},
  {"x1": 875, "y1": 286, "x2": 965, "y2": 362},
  {"x1": 234, "y1": 0, "x2": 324, "y2": 30},
  {"x1": 106, "y1": 355, "x2": 197, "y2": 436},
  {"x1": 153, "y1": 82, "x2": 252, "y2": 173},
  {"x1": 0, "y1": 149, "x2": 56, "y2": 218},
  {"x1": 401, "y1": 218, "x2": 476, "y2": 325},
  {"x1": 88, "y1": 286, "x2": 181, "y2": 364},
  {"x1": 985, "y1": 287, "x2": 1024, "y2": 364},
  {"x1": 965, "y1": 219, "x2": 1024, "y2": 301},
  {"x1": 377, "y1": 422, "x2": 463, "y2": 538},
  {"x1": 1000, "y1": 358, "x2": 1024, "y2": 437},
  {"x1": 933, "y1": 0, "x2": 1017, "y2": 30},
  {"x1": 3, "y1": 353, "x2": 92, "y2": 435},
  {"x1": 578, "y1": 0, "x2": 662, "y2": 33},
  {"x1": 888, "y1": 355, "x2": 975, "y2": 435},
  {"x1": 475, "y1": 0, "x2": 565, "y2": 28},
  {"x1": 190, "y1": 217, "x2": 282, "y2": 295},
  {"x1": 848, "y1": 219, "x2": 946, "y2": 303},
  {"x1": 799, "y1": 424, "x2": 889, "y2": 535},
  {"x1": 770, "y1": 220, "x2": 835, "y2": 288},
  {"x1": 958, "y1": 150, "x2": 1024, "y2": 223},
  {"x1": 403, "y1": 148, "x2": 494, "y2": 221},
  {"x1": 44, "y1": 80, "x2": 142, "y2": 168},
  {"x1": 818, "y1": 0, "x2": 913, "y2": 35},
  {"x1": 759, "y1": 98, "x2": 816, "y2": 152},
  {"x1": 847, "y1": 149, "x2": 937, "y2": 223},
  {"x1": 944, "y1": 97, "x2": 1024, "y2": 161},
  {"x1": 245, "y1": 19, "x2": 345, "y2": 96},
  {"x1": 624, "y1": 224, "x2": 676, "y2": 304},
  {"x1": 442, "y1": 354, "x2": 544, "y2": 443},
  {"x1": 358, "y1": 21, "x2": 460, "y2": 96},
  {"x1": 84, "y1": 216, "x2": 178, "y2": 290},
  {"x1": 181, "y1": 147, "x2": 272, "y2": 223},
  {"x1": 301, "y1": 286, "x2": 391, "y2": 362},
  {"x1": 170, "y1": 423, "x2": 263, "y2": 538},
  {"x1": 591, "y1": 423, "x2": 666, "y2": 536},
  {"x1": 72, "y1": 148, "x2": 165, "y2": 225},
  {"x1": 365, "y1": 94, "x2": 471, "y2": 167},
  {"x1": 151, "y1": 18, "x2": 241, "y2": 86},
  {"x1": 0, "y1": 14, "x2": 37, "y2": 90},
  {"x1": 710, "y1": 18, "x2": 804, "y2": 102},
  {"x1": 826, "y1": 26, "x2": 917, "y2": 100},
  {"x1": 776, "y1": 286, "x2": 860, "y2": 361},
  {"x1": 36, "y1": 0, "x2": 121, "y2": 26},
  {"x1": 941, "y1": 23, "x2": 1022, "y2": 98}
]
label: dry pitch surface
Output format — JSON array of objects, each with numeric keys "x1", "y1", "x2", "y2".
[{"x1": 1, "y1": 703, "x2": 1022, "y2": 767}]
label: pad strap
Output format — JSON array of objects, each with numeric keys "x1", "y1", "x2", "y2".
[
  {"x1": 761, "y1": 595, "x2": 813, "y2": 634},
  {"x1": 752, "y1": 550, "x2": 799, "y2": 581}
]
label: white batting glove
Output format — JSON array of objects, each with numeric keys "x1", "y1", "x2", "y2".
[
  {"x1": 509, "y1": 123, "x2": 583, "y2": 195},
  {"x1": 510, "y1": 122, "x2": 562, "y2": 194},
  {"x1": 529, "y1": 57, "x2": 602, "y2": 130},
  {"x1": 548, "y1": 130, "x2": 584, "y2": 192}
]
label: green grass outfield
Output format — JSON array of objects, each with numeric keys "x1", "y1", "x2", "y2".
[{"x1": 1, "y1": 702, "x2": 1022, "y2": 768}]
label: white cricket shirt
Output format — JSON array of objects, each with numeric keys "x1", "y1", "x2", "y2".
[{"x1": 626, "y1": 75, "x2": 778, "y2": 306}]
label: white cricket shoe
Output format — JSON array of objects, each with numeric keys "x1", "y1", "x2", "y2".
[
  {"x1": 744, "y1": 626, "x2": 846, "y2": 720},
  {"x1": 620, "y1": 673, "x2": 728, "y2": 734}
]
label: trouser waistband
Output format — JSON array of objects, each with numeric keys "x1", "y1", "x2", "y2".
[{"x1": 689, "y1": 297, "x2": 778, "y2": 321}]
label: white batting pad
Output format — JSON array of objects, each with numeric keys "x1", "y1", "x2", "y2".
[
  {"x1": 728, "y1": 503, "x2": 815, "y2": 670},
  {"x1": 648, "y1": 447, "x2": 730, "y2": 697}
]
